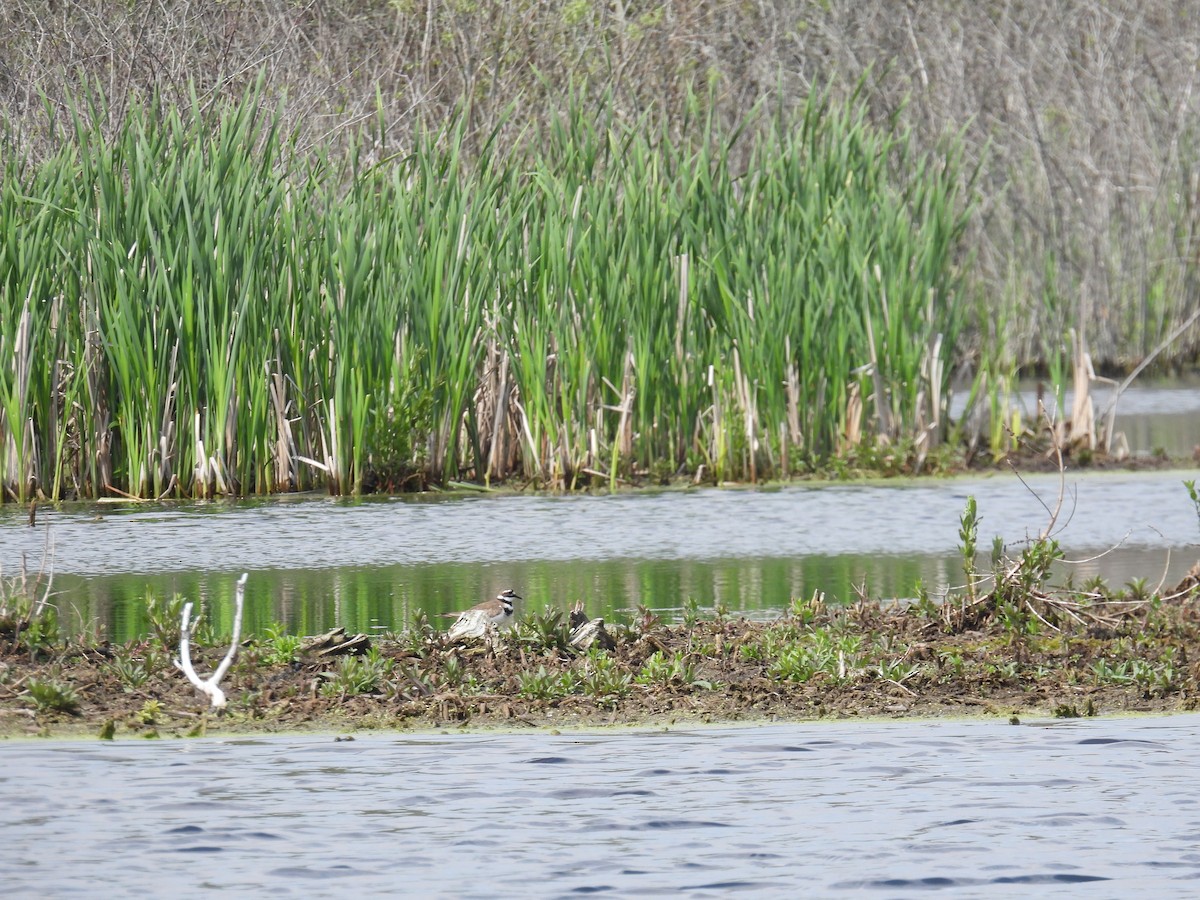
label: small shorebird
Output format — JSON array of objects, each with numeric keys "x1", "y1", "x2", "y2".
[{"x1": 443, "y1": 589, "x2": 522, "y2": 641}]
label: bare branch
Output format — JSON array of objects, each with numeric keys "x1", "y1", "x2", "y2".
[{"x1": 174, "y1": 573, "x2": 249, "y2": 709}]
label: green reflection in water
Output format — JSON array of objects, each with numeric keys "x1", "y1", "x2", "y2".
[{"x1": 54, "y1": 554, "x2": 957, "y2": 642}]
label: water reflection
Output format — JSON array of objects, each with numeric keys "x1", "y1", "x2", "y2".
[
  {"x1": 52, "y1": 554, "x2": 954, "y2": 640},
  {"x1": 48, "y1": 541, "x2": 1194, "y2": 642}
]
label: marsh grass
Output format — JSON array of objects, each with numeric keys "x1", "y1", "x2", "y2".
[{"x1": 2, "y1": 82, "x2": 974, "y2": 500}]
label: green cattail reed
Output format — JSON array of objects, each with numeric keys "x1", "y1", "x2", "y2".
[{"x1": 0, "y1": 82, "x2": 975, "y2": 500}]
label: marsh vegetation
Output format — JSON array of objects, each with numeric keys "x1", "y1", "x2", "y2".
[
  {"x1": 0, "y1": 85, "x2": 971, "y2": 499},
  {"x1": 3, "y1": 2, "x2": 1200, "y2": 500}
]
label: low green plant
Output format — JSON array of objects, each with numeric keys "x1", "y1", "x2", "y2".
[
  {"x1": 25, "y1": 676, "x2": 80, "y2": 713},
  {"x1": 1185, "y1": 480, "x2": 1200, "y2": 533},
  {"x1": 320, "y1": 649, "x2": 393, "y2": 698},
  {"x1": 1013, "y1": 537, "x2": 1063, "y2": 595},
  {"x1": 1092, "y1": 656, "x2": 1175, "y2": 695},
  {"x1": 104, "y1": 650, "x2": 150, "y2": 690},
  {"x1": 579, "y1": 649, "x2": 631, "y2": 705},
  {"x1": 1093, "y1": 658, "x2": 1130, "y2": 683},
  {"x1": 766, "y1": 627, "x2": 856, "y2": 682},
  {"x1": 634, "y1": 605, "x2": 661, "y2": 634},
  {"x1": 259, "y1": 623, "x2": 303, "y2": 666},
  {"x1": 984, "y1": 660, "x2": 1020, "y2": 680},
  {"x1": 458, "y1": 673, "x2": 484, "y2": 695},
  {"x1": 991, "y1": 535, "x2": 1005, "y2": 570},
  {"x1": 517, "y1": 665, "x2": 579, "y2": 700},
  {"x1": 959, "y1": 495, "x2": 980, "y2": 602},
  {"x1": 938, "y1": 649, "x2": 965, "y2": 678},
  {"x1": 911, "y1": 582, "x2": 939, "y2": 620},
  {"x1": 514, "y1": 608, "x2": 573, "y2": 655},
  {"x1": 789, "y1": 592, "x2": 825, "y2": 626},
  {"x1": 146, "y1": 594, "x2": 185, "y2": 652},
  {"x1": 442, "y1": 654, "x2": 465, "y2": 688},
  {"x1": 402, "y1": 609, "x2": 435, "y2": 655},
  {"x1": 769, "y1": 642, "x2": 828, "y2": 682},
  {"x1": 740, "y1": 641, "x2": 766, "y2": 663},
  {"x1": 0, "y1": 557, "x2": 57, "y2": 655},
  {"x1": 876, "y1": 658, "x2": 919, "y2": 682},
  {"x1": 996, "y1": 599, "x2": 1040, "y2": 637},
  {"x1": 1124, "y1": 578, "x2": 1152, "y2": 604},
  {"x1": 137, "y1": 699, "x2": 164, "y2": 725},
  {"x1": 637, "y1": 650, "x2": 692, "y2": 687},
  {"x1": 14, "y1": 606, "x2": 59, "y2": 655}
]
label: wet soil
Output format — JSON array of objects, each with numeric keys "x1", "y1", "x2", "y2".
[{"x1": 5, "y1": 564, "x2": 1200, "y2": 740}]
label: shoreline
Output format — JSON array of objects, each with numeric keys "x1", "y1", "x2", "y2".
[
  {"x1": 5, "y1": 449, "x2": 1194, "y2": 515},
  {"x1": 7, "y1": 707, "x2": 1200, "y2": 746}
]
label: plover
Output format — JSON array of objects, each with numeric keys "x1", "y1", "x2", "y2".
[{"x1": 444, "y1": 589, "x2": 522, "y2": 641}]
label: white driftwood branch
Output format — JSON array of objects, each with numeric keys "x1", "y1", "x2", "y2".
[{"x1": 175, "y1": 573, "x2": 248, "y2": 709}]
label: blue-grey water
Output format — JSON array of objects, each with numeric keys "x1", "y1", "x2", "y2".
[
  {"x1": 3, "y1": 715, "x2": 1200, "y2": 897},
  {"x1": 952, "y1": 377, "x2": 1200, "y2": 460},
  {"x1": 2, "y1": 469, "x2": 1198, "y2": 574}
]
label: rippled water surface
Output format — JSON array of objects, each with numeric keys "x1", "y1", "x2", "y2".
[
  {"x1": 4, "y1": 715, "x2": 1200, "y2": 897},
  {"x1": 4, "y1": 470, "x2": 1198, "y2": 574}
]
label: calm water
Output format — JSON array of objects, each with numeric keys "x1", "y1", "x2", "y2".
[
  {"x1": 1, "y1": 469, "x2": 1198, "y2": 639},
  {"x1": 3, "y1": 715, "x2": 1200, "y2": 896}
]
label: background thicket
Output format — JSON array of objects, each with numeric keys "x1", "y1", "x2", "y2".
[{"x1": 5, "y1": 0, "x2": 1199, "y2": 370}]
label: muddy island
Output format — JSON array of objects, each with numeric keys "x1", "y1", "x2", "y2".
[{"x1": 4, "y1": 547, "x2": 1200, "y2": 741}]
